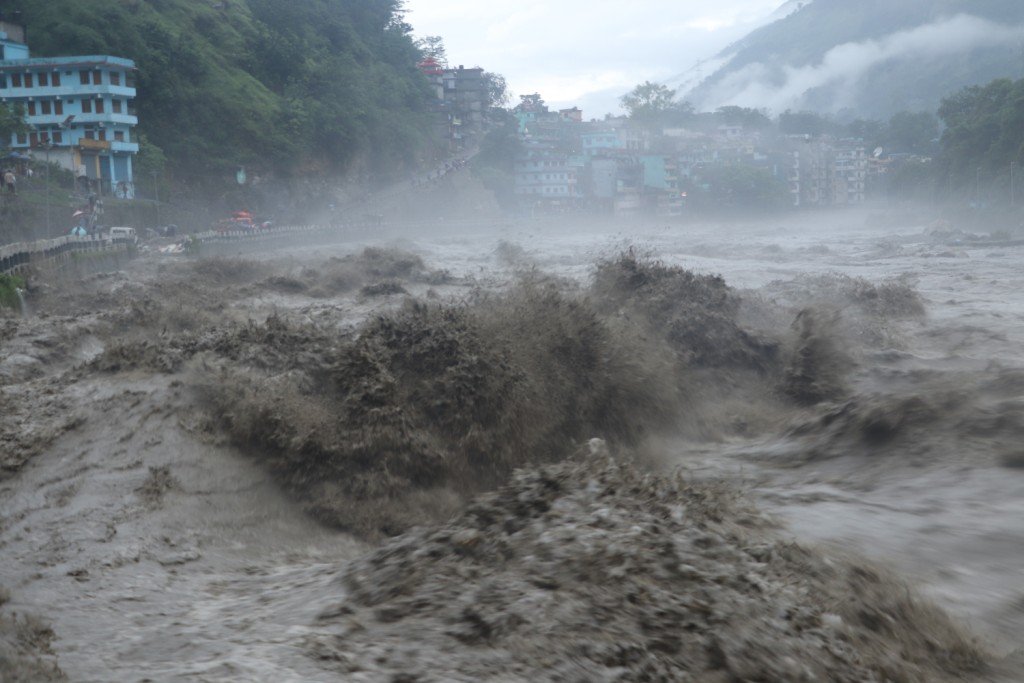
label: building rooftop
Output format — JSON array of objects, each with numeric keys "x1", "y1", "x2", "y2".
[{"x1": 0, "y1": 55, "x2": 136, "y2": 69}]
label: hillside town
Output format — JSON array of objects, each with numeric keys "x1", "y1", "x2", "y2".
[{"x1": 505, "y1": 94, "x2": 884, "y2": 217}]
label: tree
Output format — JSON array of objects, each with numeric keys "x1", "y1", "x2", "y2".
[
  {"x1": 846, "y1": 118, "x2": 886, "y2": 147},
  {"x1": 714, "y1": 106, "x2": 771, "y2": 130},
  {"x1": 482, "y1": 72, "x2": 509, "y2": 109},
  {"x1": 620, "y1": 82, "x2": 677, "y2": 124},
  {"x1": 516, "y1": 93, "x2": 546, "y2": 113},
  {"x1": 689, "y1": 164, "x2": 789, "y2": 212},
  {"x1": 19, "y1": 0, "x2": 436, "y2": 187},
  {"x1": 0, "y1": 104, "x2": 27, "y2": 150},
  {"x1": 778, "y1": 110, "x2": 836, "y2": 136},
  {"x1": 937, "y1": 77, "x2": 1024, "y2": 201},
  {"x1": 886, "y1": 111, "x2": 938, "y2": 155},
  {"x1": 472, "y1": 110, "x2": 519, "y2": 209},
  {"x1": 416, "y1": 35, "x2": 447, "y2": 64}
]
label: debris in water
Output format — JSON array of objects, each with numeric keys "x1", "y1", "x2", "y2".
[{"x1": 309, "y1": 454, "x2": 985, "y2": 682}]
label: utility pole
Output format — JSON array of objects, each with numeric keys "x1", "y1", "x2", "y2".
[
  {"x1": 152, "y1": 170, "x2": 160, "y2": 227},
  {"x1": 34, "y1": 127, "x2": 53, "y2": 234},
  {"x1": 1011, "y1": 161, "x2": 1017, "y2": 207},
  {"x1": 45, "y1": 143, "x2": 50, "y2": 234}
]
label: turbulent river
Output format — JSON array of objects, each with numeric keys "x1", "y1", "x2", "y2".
[{"x1": 1, "y1": 209, "x2": 1021, "y2": 681}]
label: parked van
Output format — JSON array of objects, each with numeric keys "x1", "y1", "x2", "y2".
[{"x1": 107, "y1": 227, "x2": 137, "y2": 243}]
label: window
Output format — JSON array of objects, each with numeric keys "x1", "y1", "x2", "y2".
[
  {"x1": 92, "y1": 71, "x2": 101, "y2": 85},
  {"x1": 52, "y1": 72, "x2": 60, "y2": 87},
  {"x1": 23, "y1": 73, "x2": 32, "y2": 88},
  {"x1": 29, "y1": 132, "x2": 38, "y2": 146},
  {"x1": 26, "y1": 102, "x2": 35, "y2": 116},
  {"x1": 80, "y1": 70, "x2": 90, "y2": 85},
  {"x1": 53, "y1": 131, "x2": 62, "y2": 144},
  {"x1": 114, "y1": 131, "x2": 124, "y2": 142},
  {"x1": 16, "y1": 133, "x2": 26, "y2": 145},
  {"x1": 84, "y1": 129, "x2": 95, "y2": 140},
  {"x1": 38, "y1": 72, "x2": 48, "y2": 87},
  {"x1": 54, "y1": 101, "x2": 63, "y2": 116},
  {"x1": 12, "y1": 73, "x2": 21, "y2": 87},
  {"x1": 95, "y1": 99, "x2": 104, "y2": 114},
  {"x1": 81, "y1": 100, "x2": 92, "y2": 113},
  {"x1": 40, "y1": 132, "x2": 49, "y2": 144},
  {"x1": 98, "y1": 129, "x2": 106, "y2": 141},
  {"x1": 112, "y1": 100, "x2": 122, "y2": 113},
  {"x1": 41, "y1": 101, "x2": 51, "y2": 115},
  {"x1": 0, "y1": 76, "x2": 5, "y2": 89},
  {"x1": 110, "y1": 72, "x2": 120, "y2": 86}
]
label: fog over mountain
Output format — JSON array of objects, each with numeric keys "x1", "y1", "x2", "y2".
[{"x1": 684, "y1": 0, "x2": 1024, "y2": 118}]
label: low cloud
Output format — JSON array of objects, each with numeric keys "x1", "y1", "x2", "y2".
[{"x1": 699, "y1": 14, "x2": 1024, "y2": 113}]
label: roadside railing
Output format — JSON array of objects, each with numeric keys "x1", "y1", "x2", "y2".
[
  {"x1": 1, "y1": 218, "x2": 512, "y2": 275},
  {"x1": 0, "y1": 234, "x2": 133, "y2": 276}
]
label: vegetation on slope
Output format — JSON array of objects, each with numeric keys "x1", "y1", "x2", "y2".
[{"x1": 13, "y1": 0, "x2": 436, "y2": 182}]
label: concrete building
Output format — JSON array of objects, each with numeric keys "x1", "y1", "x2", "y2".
[
  {"x1": 514, "y1": 141, "x2": 578, "y2": 201},
  {"x1": 640, "y1": 155, "x2": 683, "y2": 217},
  {"x1": 0, "y1": 21, "x2": 139, "y2": 196},
  {"x1": 832, "y1": 145, "x2": 868, "y2": 205},
  {"x1": 417, "y1": 58, "x2": 489, "y2": 151}
]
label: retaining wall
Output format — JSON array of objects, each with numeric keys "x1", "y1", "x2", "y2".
[
  {"x1": 0, "y1": 235, "x2": 133, "y2": 277},
  {"x1": 1, "y1": 219, "x2": 512, "y2": 275}
]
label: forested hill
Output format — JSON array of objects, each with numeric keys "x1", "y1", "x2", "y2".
[
  {"x1": 688, "y1": 0, "x2": 1024, "y2": 119},
  {"x1": 14, "y1": 0, "x2": 435, "y2": 181}
]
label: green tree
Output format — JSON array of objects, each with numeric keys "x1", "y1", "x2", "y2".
[
  {"x1": 516, "y1": 93, "x2": 546, "y2": 112},
  {"x1": 621, "y1": 82, "x2": 678, "y2": 125},
  {"x1": 846, "y1": 118, "x2": 886, "y2": 148},
  {"x1": 778, "y1": 110, "x2": 837, "y2": 136},
  {"x1": 689, "y1": 165, "x2": 789, "y2": 212},
  {"x1": 0, "y1": 104, "x2": 27, "y2": 150},
  {"x1": 938, "y1": 77, "x2": 1024, "y2": 200},
  {"x1": 482, "y1": 72, "x2": 509, "y2": 109},
  {"x1": 416, "y1": 35, "x2": 447, "y2": 64},
  {"x1": 714, "y1": 106, "x2": 772, "y2": 130},
  {"x1": 17, "y1": 0, "x2": 435, "y2": 187},
  {"x1": 472, "y1": 112, "x2": 520, "y2": 210},
  {"x1": 886, "y1": 111, "x2": 939, "y2": 154}
]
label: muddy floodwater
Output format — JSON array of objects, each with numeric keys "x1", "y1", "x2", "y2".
[{"x1": 1, "y1": 209, "x2": 1022, "y2": 681}]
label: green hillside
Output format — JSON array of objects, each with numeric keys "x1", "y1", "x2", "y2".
[
  {"x1": 12, "y1": 0, "x2": 435, "y2": 182},
  {"x1": 691, "y1": 0, "x2": 1024, "y2": 118}
]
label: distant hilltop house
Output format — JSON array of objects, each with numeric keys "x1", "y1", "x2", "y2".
[{"x1": 0, "y1": 18, "x2": 139, "y2": 198}]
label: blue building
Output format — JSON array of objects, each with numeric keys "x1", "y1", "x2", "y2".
[{"x1": 0, "y1": 20, "x2": 139, "y2": 197}]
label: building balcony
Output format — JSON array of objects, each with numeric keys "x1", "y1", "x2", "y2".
[
  {"x1": 59, "y1": 112, "x2": 138, "y2": 126},
  {"x1": 11, "y1": 136, "x2": 138, "y2": 154},
  {"x1": 22, "y1": 112, "x2": 135, "y2": 127},
  {"x1": 0, "y1": 84, "x2": 137, "y2": 99}
]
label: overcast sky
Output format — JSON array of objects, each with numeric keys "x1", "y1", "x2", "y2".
[{"x1": 402, "y1": 0, "x2": 788, "y2": 117}]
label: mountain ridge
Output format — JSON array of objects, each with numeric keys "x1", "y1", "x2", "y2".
[{"x1": 687, "y1": 0, "x2": 1024, "y2": 118}]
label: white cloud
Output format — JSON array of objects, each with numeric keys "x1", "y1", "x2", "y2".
[
  {"x1": 403, "y1": 0, "x2": 785, "y2": 116},
  {"x1": 701, "y1": 14, "x2": 1024, "y2": 113}
]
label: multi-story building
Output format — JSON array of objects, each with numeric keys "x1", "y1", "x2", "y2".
[
  {"x1": 0, "y1": 20, "x2": 139, "y2": 196},
  {"x1": 417, "y1": 58, "x2": 488, "y2": 151},
  {"x1": 640, "y1": 155, "x2": 683, "y2": 216},
  {"x1": 514, "y1": 141, "x2": 578, "y2": 201},
  {"x1": 832, "y1": 145, "x2": 867, "y2": 205}
]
